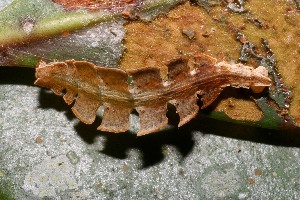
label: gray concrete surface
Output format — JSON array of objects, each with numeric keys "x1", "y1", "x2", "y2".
[{"x1": 0, "y1": 66, "x2": 300, "y2": 200}]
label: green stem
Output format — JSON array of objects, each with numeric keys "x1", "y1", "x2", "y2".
[{"x1": 0, "y1": 0, "x2": 184, "y2": 50}]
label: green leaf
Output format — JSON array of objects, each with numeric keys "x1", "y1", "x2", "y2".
[{"x1": 0, "y1": 0, "x2": 299, "y2": 132}]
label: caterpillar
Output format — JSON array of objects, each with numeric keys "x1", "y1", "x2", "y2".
[{"x1": 35, "y1": 53, "x2": 272, "y2": 136}]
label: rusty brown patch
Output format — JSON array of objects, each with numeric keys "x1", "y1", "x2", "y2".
[
  {"x1": 52, "y1": 0, "x2": 139, "y2": 11},
  {"x1": 121, "y1": 2, "x2": 242, "y2": 77},
  {"x1": 215, "y1": 96, "x2": 263, "y2": 122}
]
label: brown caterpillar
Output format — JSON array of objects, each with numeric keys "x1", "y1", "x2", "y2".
[{"x1": 35, "y1": 53, "x2": 272, "y2": 135}]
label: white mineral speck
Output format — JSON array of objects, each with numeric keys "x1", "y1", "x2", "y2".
[{"x1": 22, "y1": 19, "x2": 35, "y2": 35}]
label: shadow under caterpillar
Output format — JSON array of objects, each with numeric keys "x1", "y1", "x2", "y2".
[{"x1": 35, "y1": 53, "x2": 272, "y2": 135}]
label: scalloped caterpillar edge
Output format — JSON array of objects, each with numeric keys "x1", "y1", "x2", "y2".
[{"x1": 34, "y1": 53, "x2": 272, "y2": 136}]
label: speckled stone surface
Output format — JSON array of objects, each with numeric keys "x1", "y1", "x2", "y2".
[{"x1": 1, "y1": 66, "x2": 300, "y2": 200}]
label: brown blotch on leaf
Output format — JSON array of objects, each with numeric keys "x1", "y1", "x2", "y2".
[{"x1": 35, "y1": 53, "x2": 272, "y2": 135}]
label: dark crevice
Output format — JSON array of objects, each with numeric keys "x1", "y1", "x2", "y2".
[
  {"x1": 0, "y1": 66, "x2": 35, "y2": 85},
  {"x1": 38, "y1": 89, "x2": 76, "y2": 121}
]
